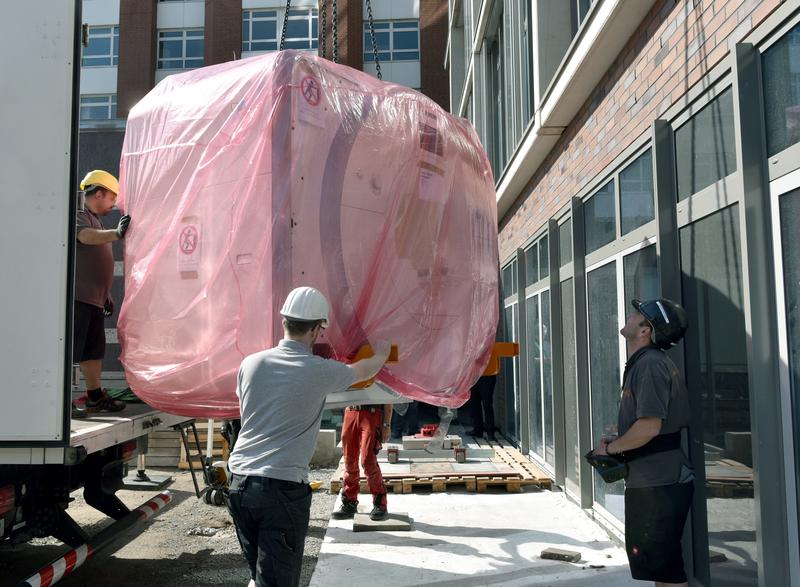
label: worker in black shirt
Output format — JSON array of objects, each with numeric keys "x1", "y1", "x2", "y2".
[{"x1": 593, "y1": 298, "x2": 692, "y2": 587}]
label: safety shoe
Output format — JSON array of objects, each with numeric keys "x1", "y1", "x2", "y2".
[
  {"x1": 369, "y1": 496, "x2": 388, "y2": 521},
  {"x1": 85, "y1": 391, "x2": 126, "y2": 413},
  {"x1": 332, "y1": 497, "x2": 358, "y2": 519}
]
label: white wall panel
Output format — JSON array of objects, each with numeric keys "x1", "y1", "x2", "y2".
[
  {"x1": 365, "y1": 0, "x2": 418, "y2": 21},
  {"x1": 364, "y1": 61, "x2": 420, "y2": 89},
  {"x1": 80, "y1": 67, "x2": 118, "y2": 95},
  {"x1": 83, "y1": 0, "x2": 120, "y2": 25},
  {"x1": 157, "y1": 1, "x2": 205, "y2": 29}
]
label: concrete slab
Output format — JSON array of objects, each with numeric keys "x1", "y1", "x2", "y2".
[
  {"x1": 312, "y1": 491, "x2": 639, "y2": 586},
  {"x1": 353, "y1": 512, "x2": 412, "y2": 532},
  {"x1": 122, "y1": 471, "x2": 173, "y2": 491}
]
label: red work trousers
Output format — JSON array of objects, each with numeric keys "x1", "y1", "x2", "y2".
[{"x1": 341, "y1": 408, "x2": 387, "y2": 508}]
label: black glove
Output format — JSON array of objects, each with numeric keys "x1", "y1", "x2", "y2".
[
  {"x1": 116, "y1": 214, "x2": 131, "y2": 239},
  {"x1": 104, "y1": 298, "x2": 114, "y2": 317}
]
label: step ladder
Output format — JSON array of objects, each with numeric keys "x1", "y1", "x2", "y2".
[{"x1": 173, "y1": 420, "x2": 213, "y2": 499}]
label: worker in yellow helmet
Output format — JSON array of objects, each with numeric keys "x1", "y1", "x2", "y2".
[{"x1": 71, "y1": 170, "x2": 132, "y2": 418}]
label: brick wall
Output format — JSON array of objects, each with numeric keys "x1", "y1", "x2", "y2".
[
  {"x1": 118, "y1": 0, "x2": 157, "y2": 118},
  {"x1": 420, "y1": 0, "x2": 450, "y2": 110},
  {"x1": 205, "y1": 0, "x2": 242, "y2": 65},
  {"x1": 497, "y1": 0, "x2": 781, "y2": 263}
]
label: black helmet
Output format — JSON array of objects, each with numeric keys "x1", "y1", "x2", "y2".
[{"x1": 632, "y1": 298, "x2": 688, "y2": 349}]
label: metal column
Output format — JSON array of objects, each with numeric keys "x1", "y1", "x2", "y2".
[
  {"x1": 548, "y1": 219, "x2": 566, "y2": 487},
  {"x1": 571, "y1": 197, "x2": 593, "y2": 509}
]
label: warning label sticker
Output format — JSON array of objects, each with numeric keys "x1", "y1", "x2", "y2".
[
  {"x1": 178, "y1": 223, "x2": 200, "y2": 277},
  {"x1": 298, "y1": 74, "x2": 325, "y2": 128}
]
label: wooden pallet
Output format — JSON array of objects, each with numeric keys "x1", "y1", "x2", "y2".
[{"x1": 329, "y1": 435, "x2": 552, "y2": 494}]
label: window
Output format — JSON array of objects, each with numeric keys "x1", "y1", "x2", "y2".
[
  {"x1": 561, "y1": 278, "x2": 580, "y2": 495},
  {"x1": 283, "y1": 8, "x2": 318, "y2": 50},
  {"x1": 488, "y1": 34, "x2": 506, "y2": 177},
  {"x1": 584, "y1": 180, "x2": 616, "y2": 254},
  {"x1": 762, "y1": 25, "x2": 800, "y2": 157},
  {"x1": 82, "y1": 26, "x2": 119, "y2": 67},
  {"x1": 524, "y1": 234, "x2": 548, "y2": 286},
  {"x1": 242, "y1": 10, "x2": 278, "y2": 52},
  {"x1": 363, "y1": 21, "x2": 419, "y2": 63},
  {"x1": 539, "y1": 237, "x2": 550, "y2": 279},
  {"x1": 559, "y1": 219, "x2": 573, "y2": 266},
  {"x1": 572, "y1": 0, "x2": 595, "y2": 35},
  {"x1": 681, "y1": 205, "x2": 756, "y2": 584},
  {"x1": 587, "y1": 261, "x2": 623, "y2": 519},
  {"x1": 525, "y1": 242, "x2": 539, "y2": 287},
  {"x1": 80, "y1": 95, "x2": 117, "y2": 121},
  {"x1": 623, "y1": 245, "x2": 659, "y2": 310},
  {"x1": 157, "y1": 29, "x2": 204, "y2": 70},
  {"x1": 521, "y1": 0, "x2": 535, "y2": 124},
  {"x1": 619, "y1": 149, "x2": 655, "y2": 235},
  {"x1": 675, "y1": 88, "x2": 737, "y2": 200},
  {"x1": 501, "y1": 259, "x2": 517, "y2": 300}
]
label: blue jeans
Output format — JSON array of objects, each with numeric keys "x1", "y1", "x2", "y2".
[{"x1": 225, "y1": 474, "x2": 312, "y2": 587}]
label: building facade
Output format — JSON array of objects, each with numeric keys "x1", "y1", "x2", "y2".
[
  {"x1": 77, "y1": 0, "x2": 448, "y2": 376},
  {"x1": 448, "y1": 0, "x2": 800, "y2": 585}
]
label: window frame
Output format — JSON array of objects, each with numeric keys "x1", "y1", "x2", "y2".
[
  {"x1": 79, "y1": 94, "x2": 117, "y2": 122},
  {"x1": 282, "y1": 7, "x2": 318, "y2": 51},
  {"x1": 242, "y1": 9, "x2": 279, "y2": 53},
  {"x1": 363, "y1": 20, "x2": 420, "y2": 63},
  {"x1": 81, "y1": 25, "x2": 119, "y2": 68},
  {"x1": 157, "y1": 28, "x2": 205, "y2": 71}
]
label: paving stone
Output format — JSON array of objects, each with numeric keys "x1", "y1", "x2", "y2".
[{"x1": 352, "y1": 512, "x2": 412, "y2": 532}]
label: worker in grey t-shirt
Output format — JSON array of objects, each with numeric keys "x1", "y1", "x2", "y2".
[
  {"x1": 226, "y1": 286, "x2": 391, "y2": 587},
  {"x1": 593, "y1": 298, "x2": 691, "y2": 587}
]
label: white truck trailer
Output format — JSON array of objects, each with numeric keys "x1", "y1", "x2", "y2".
[{"x1": 0, "y1": 1, "x2": 189, "y2": 548}]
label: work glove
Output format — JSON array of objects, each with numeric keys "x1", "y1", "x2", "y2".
[
  {"x1": 116, "y1": 214, "x2": 131, "y2": 239},
  {"x1": 103, "y1": 298, "x2": 114, "y2": 318}
]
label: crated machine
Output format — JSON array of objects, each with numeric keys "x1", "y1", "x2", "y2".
[{"x1": 117, "y1": 51, "x2": 498, "y2": 418}]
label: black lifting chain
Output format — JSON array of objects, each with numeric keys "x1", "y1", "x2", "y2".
[
  {"x1": 332, "y1": 0, "x2": 338, "y2": 63},
  {"x1": 320, "y1": 0, "x2": 327, "y2": 59},
  {"x1": 365, "y1": 0, "x2": 382, "y2": 80},
  {"x1": 279, "y1": 0, "x2": 292, "y2": 51}
]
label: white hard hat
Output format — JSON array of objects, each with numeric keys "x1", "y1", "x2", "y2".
[{"x1": 280, "y1": 287, "x2": 329, "y2": 325}]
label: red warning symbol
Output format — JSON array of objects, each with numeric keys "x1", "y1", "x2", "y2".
[
  {"x1": 301, "y1": 75, "x2": 321, "y2": 106},
  {"x1": 179, "y1": 225, "x2": 198, "y2": 255}
]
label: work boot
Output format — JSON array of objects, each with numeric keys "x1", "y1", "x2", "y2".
[
  {"x1": 369, "y1": 495, "x2": 388, "y2": 521},
  {"x1": 332, "y1": 496, "x2": 358, "y2": 519}
]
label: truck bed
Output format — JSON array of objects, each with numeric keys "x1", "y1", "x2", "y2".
[
  {"x1": 0, "y1": 399, "x2": 190, "y2": 466},
  {"x1": 70, "y1": 398, "x2": 190, "y2": 456}
]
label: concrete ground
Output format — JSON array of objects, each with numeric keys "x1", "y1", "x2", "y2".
[{"x1": 312, "y1": 489, "x2": 639, "y2": 587}]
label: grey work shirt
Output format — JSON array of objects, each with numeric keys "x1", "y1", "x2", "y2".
[
  {"x1": 75, "y1": 209, "x2": 114, "y2": 308},
  {"x1": 228, "y1": 339, "x2": 356, "y2": 484},
  {"x1": 617, "y1": 346, "x2": 692, "y2": 488}
]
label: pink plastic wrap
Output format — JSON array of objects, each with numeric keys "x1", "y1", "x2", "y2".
[{"x1": 117, "y1": 51, "x2": 498, "y2": 418}]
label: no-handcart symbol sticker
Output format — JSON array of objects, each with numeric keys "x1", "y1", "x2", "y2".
[
  {"x1": 179, "y1": 225, "x2": 198, "y2": 255},
  {"x1": 301, "y1": 76, "x2": 321, "y2": 106}
]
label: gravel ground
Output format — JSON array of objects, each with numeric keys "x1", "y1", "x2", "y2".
[{"x1": 0, "y1": 467, "x2": 337, "y2": 587}]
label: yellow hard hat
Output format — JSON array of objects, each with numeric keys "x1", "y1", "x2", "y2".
[{"x1": 80, "y1": 170, "x2": 119, "y2": 195}]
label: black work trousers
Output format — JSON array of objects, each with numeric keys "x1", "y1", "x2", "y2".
[
  {"x1": 469, "y1": 375, "x2": 497, "y2": 435},
  {"x1": 225, "y1": 474, "x2": 312, "y2": 587}
]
